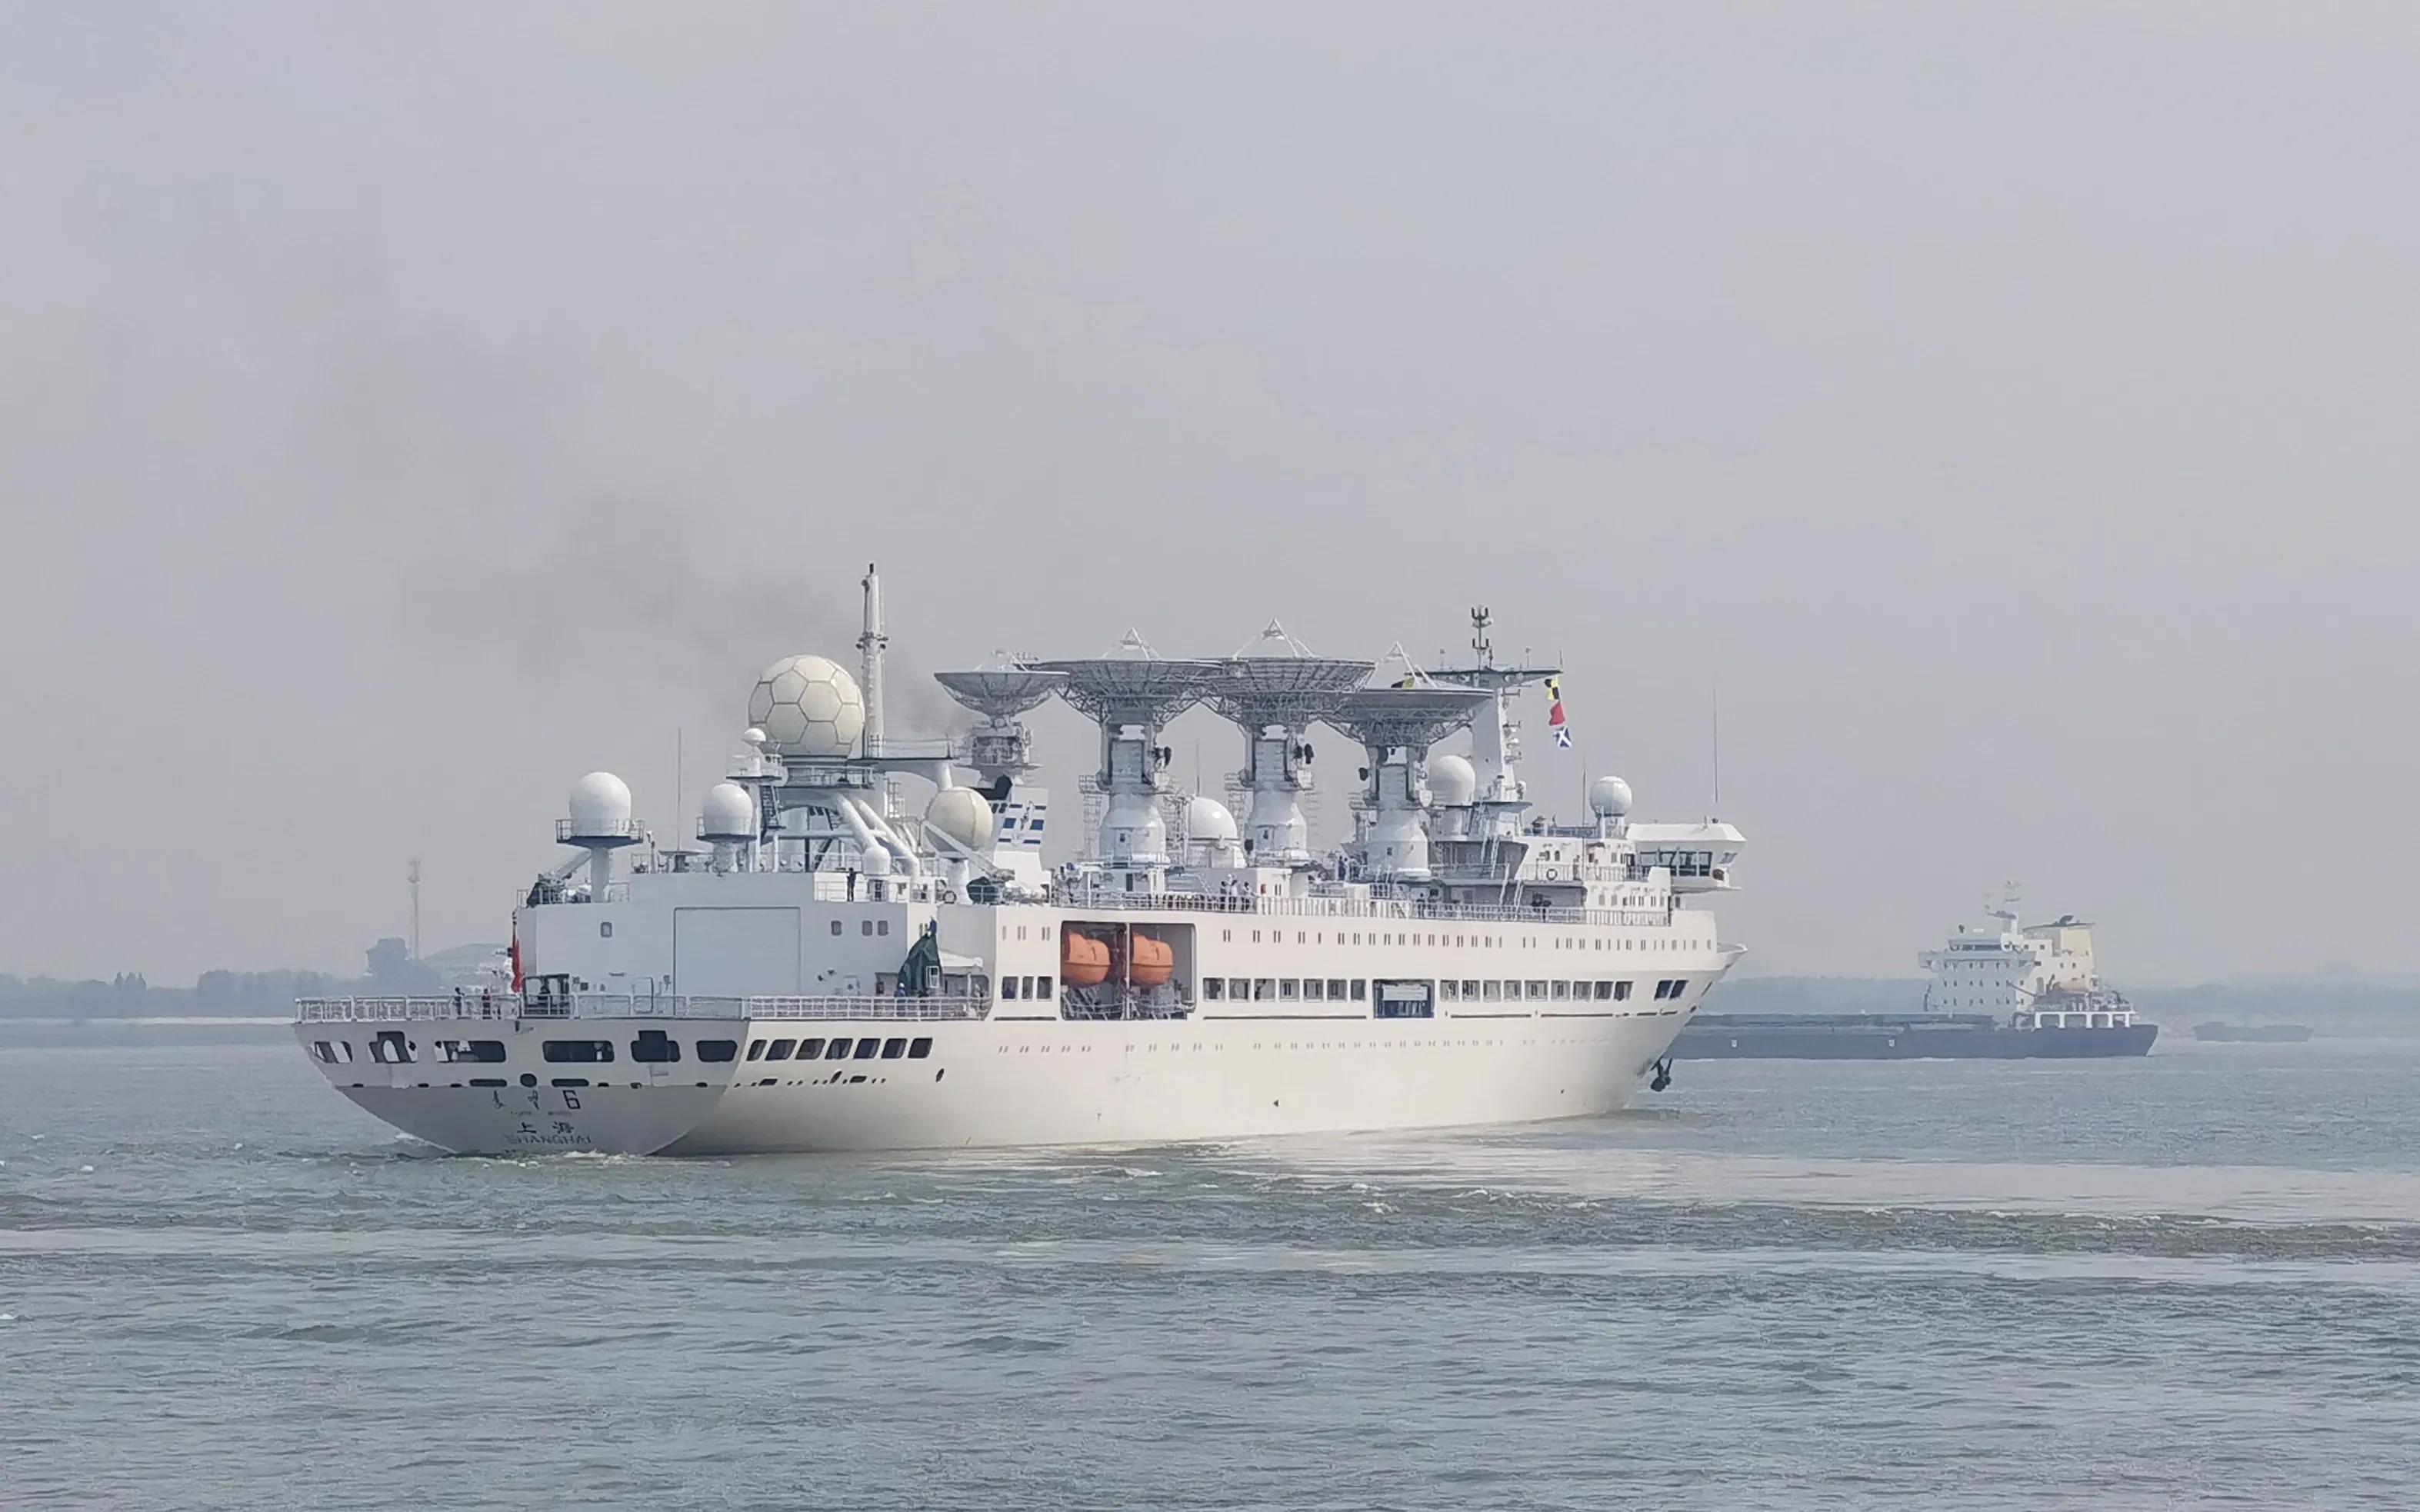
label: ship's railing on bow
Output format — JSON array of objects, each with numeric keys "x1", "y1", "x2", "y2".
[{"x1": 296, "y1": 994, "x2": 990, "y2": 1024}]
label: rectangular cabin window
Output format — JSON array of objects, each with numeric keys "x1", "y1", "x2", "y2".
[
  {"x1": 853, "y1": 1038, "x2": 881, "y2": 1061},
  {"x1": 1303, "y1": 978, "x2": 1324, "y2": 1001},
  {"x1": 1352, "y1": 980, "x2": 1368, "y2": 1001},
  {"x1": 1440, "y1": 980, "x2": 1458, "y2": 1001},
  {"x1": 1462, "y1": 980, "x2": 1481, "y2": 1000},
  {"x1": 1483, "y1": 981, "x2": 1504, "y2": 1001},
  {"x1": 1002, "y1": 976, "x2": 1020, "y2": 1001},
  {"x1": 1022, "y1": 976, "x2": 1037, "y2": 999},
  {"x1": 908, "y1": 1037, "x2": 933, "y2": 1058},
  {"x1": 1037, "y1": 976, "x2": 1052, "y2": 997},
  {"x1": 765, "y1": 1039, "x2": 796, "y2": 1061},
  {"x1": 312, "y1": 1040, "x2": 338, "y2": 1063},
  {"x1": 831, "y1": 920, "x2": 844, "y2": 935},
  {"x1": 697, "y1": 1040, "x2": 738, "y2": 1063},
  {"x1": 1668, "y1": 977, "x2": 1690, "y2": 999},
  {"x1": 1592, "y1": 981, "x2": 1612, "y2": 1001},
  {"x1": 370, "y1": 1031, "x2": 415, "y2": 1064},
  {"x1": 437, "y1": 1039, "x2": 507, "y2": 1064},
  {"x1": 746, "y1": 1039, "x2": 767, "y2": 1061},
  {"x1": 1205, "y1": 977, "x2": 1225, "y2": 1001},
  {"x1": 825, "y1": 1037, "x2": 853, "y2": 1060},
  {"x1": 796, "y1": 1038, "x2": 825, "y2": 1059},
  {"x1": 1552, "y1": 981, "x2": 1571, "y2": 1001},
  {"x1": 1279, "y1": 980, "x2": 1299, "y2": 1001},
  {"x1": 878, "y1": 921, "x2": 890, "y2": 936},
  {"x1": 882, "y1": 1037, "x2": 907, "y2": 1059},
  {"x1": 1614, "y1": 981, "x2": 1633, "y2": 1001},
  {"x1": 1253, "y1": 978, "x2": 1275, "y2": 1001},
  {"x1": 1525, "y1": 981, "x2": 1547, "y2": 1001},
  {"x1": 1228, "y1": 977, "x2": 1248, "y2": 1000},
  {"x1": 631, "y1": 1031, "x2": 681, "y2": 1064},
  {"x1": 862, "y1": 920, "x2": 874, "y2": 936}
]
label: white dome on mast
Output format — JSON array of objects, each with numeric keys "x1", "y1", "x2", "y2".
[{"x1": 747, "y1": 655, "x2": 865, "y2": 758}]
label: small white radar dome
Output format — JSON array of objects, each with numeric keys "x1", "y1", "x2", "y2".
[
  {"x1": 1184, "y1": 794, "x2": 1238, "y2": 842},
  {"x1": 925, "y1": 787, "x2": 996, "y2": 854},
  {"x1": 742, "y1": 726, "x2": 769, "y2": 749},
  {"x1": 747, "y1": 654, "x2": 865, "y2": 758},
  {"x1": 699, "y1": 781, "x2": 757, "y2": 841},
  {"x1": 1426, "y1": 753, "x2": 1477, "y2": 807},
  {"x1": 1589, "y1": 775, "x2": 1634, "y2": 818},
  {"x1": 566, "y1": 771, "x2": 633, "y2": 839}
]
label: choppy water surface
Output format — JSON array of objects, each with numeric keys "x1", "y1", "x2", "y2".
[{"x1": 5, "y1": 1028, "x2": 2418, "y2": 1510}]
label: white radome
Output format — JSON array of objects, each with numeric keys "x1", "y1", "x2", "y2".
[
  {"x1": 747, "y1": 655, "x2": 865, "y2": 758},
  {"x1": 1184, "y1": 794, "x2": 1238, "y2": 842},
  {"x1": 566, "y1": 771, "x2": 633, "y2": 838},
  {"x1": 924, "y1": 788, "x2": 996, "y2": 854},
  {"x1": 1425, "y1": 752, "x2": 1477, "y2": 807},
  {"x1": 699, "y1": 781, "x2": 758, "y2": 841},
  {"x1": 1589, "y1": 775, "x2": 1634, "y2": 817}
]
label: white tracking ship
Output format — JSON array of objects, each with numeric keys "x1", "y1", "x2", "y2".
[{"x1": 297, "y1": 571, "x2": 1746, "y2": 1154}]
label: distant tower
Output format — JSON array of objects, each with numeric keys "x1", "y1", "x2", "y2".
[
  {"x1": 858, "y1": 562, "x2": 888, "y2": 757},
  {"x1": 407, "y1": 858, "x2": 421, "y2": 961}
]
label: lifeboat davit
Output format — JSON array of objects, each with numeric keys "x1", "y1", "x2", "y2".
[
  {"x1": 1062, "y1": 934, "x2": 1112, "y2": 987},
  {"x1": 1128, "y1": 935, "x2": 1174, "y2": 987}
]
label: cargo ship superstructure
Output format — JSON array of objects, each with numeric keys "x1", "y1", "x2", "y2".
[{"x1": 296, "y1": 577, "x2": 1746, "y2": 1154}]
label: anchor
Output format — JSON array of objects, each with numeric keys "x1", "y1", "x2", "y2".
[{"x1": 1648, "y1": 1056, "x2": 1674, "y2": 1092}]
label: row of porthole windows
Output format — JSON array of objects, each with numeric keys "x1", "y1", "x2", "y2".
[
  {"x1": 746, "y1": 1035, "x2": 933, "y2": 1062},
  {"x1": 312, "y1": 1034, "x2": 742, "y2": 1067},
  {"x1": 1221, "y1": 928, "x2": 1683, "y2": 953},
  {"x1": 1197, "y1": 977, "x2": 1689, "y2": 1005}
]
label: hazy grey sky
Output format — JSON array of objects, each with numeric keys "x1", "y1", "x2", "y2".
[{"x1": 5, "y1": 3, "x2": 2415, "y2": 986}]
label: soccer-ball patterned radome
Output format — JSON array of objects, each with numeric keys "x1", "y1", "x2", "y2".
[{"x1": 747, "y1": 654, "x2": 866, "y2": 758}]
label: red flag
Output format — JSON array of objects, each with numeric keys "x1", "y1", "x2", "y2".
[{"x1": 1548, "y1": 700, "x2": 1566, "y2": 727}]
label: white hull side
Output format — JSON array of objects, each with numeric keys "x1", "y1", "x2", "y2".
[{"x1": 298, "y1": 1010, "x2": 1700, "y2": 1156}]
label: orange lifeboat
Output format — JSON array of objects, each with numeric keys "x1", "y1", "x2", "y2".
[
  {"x1": 1061, "y1": 934, "x2": 1112, "y2": 987},
  {"x1": 1128, "y1": 935, "x2": 1174, "y2": 987}
]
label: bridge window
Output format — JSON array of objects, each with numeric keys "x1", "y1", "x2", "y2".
[
  {"x1": 541, "y1": 1039, "x2": 612, "y2": 1063},
  {"x1": 764, "y1": 1039, "x2": 796, "y2": 1061},
  {"x1": 824, "y1": 1038, "x2": 853, "y2": 1060},
  {"x1": 312, "y1": 1040, "x2": 355, "y2": 1064},
  {"x1": 908, "y1": 1037, "x2": 933, "y2": 1058},
  {"x1": 631, "y1": 1031, "x2": 682, "y2": 1064},
  {"x1": 853, "y1": 1038, "x2": 880, "y2": 1060},
  {"x1": 882, "y1": 1037, "x2": 908, "y2": 1059},
  {"x1": 795, "y1": 1038, "x2": 824, "y2": 1059},
  {"x1": 436, "y1": 1039, "x2": 506, "y2": 1063},
  {"x1": 746, "y1": 1039, "x2": 767, "y2": 1061},
  {"x1": 1614, "y1": 981, "x2": 1634, "y2": 1001},
  {"x1": 370, "y1": 1031, "x2": 416, "y2": 1064},
  {"x1": 697, "y1": 1040, "x2": 738, "y2": 1063}
]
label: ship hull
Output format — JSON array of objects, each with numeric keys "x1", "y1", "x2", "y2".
[
  {"x1": 1674, "y1": 1017, "x2": 2157, "y2": 1061},
  {"x1": 302, "y1": 1010, "x2": 1698, "y2": 1155}
]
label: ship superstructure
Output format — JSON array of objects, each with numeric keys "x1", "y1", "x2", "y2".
[{"x1": 295, "y1": 576, "x2": 1747, "y2": 1154}]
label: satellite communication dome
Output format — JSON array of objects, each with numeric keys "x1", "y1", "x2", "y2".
[
  {"x1": 1589, "y1": 775, "x2": 1635, "y2": 817},
  {"x1": 1425, "y1": 753, "x2": 1477, "y2": 807},
  {"x1": 566, "y1": 771, "x2": 634, "y2": 839},
  {"x1": 699, "y1": 781, "x2": 758, "y2": 842},
  {"x1": 1184, "y1": 794, "x2": 1238, "y2": 842},
  {"x1": 747, "y1": 654, "x2": 865, "y2": 758},
  {"x1": 925, "y1": 788, "x2": 996, "y2": 855}
]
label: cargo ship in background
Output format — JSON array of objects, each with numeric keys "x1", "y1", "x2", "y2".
[{"x1": 1676, "y1": 894, "x2": 2155, "y2": 1060}]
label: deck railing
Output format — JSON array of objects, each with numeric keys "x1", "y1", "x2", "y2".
[
  {"x1": 296, "y1": 993, "x2": 990, "y2": 1024},
  {"x1": 1055, "y1": 890, "x2": 1672, "y2": 929}
]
